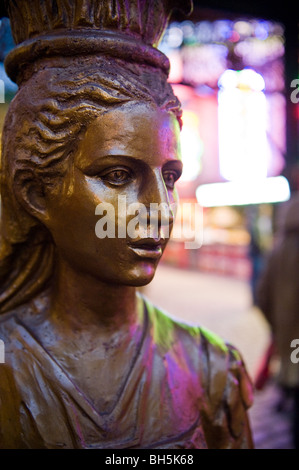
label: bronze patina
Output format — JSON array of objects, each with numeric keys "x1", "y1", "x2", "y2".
[{"x1": 0, "y1": 0, "x2": 253, "y2": 449}]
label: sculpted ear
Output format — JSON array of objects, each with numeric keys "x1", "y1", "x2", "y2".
[{"x1": 13, "y1": 169, "x2": 48, "y2": 223}]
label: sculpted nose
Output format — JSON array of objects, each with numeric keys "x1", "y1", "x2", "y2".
[{"x1": 141, "y1": 169, "x2": 175, "y2": 228}]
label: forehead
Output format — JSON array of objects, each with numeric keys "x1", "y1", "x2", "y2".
[{"x1": 75, "y1": 102, "x2": 181, "y2": 167}]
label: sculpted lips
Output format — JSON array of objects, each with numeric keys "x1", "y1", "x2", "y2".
[{"x1": 127, "y1": 238, "x2": 165, "y2": 259}]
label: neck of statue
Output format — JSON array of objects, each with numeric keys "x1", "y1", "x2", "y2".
[{"x1": 49, "y1": 255, "x2": 139, "y2": 334}]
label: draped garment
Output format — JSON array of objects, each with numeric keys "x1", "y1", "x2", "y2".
[{"x1": 0, "y1": 294, "x2": 253, "y2": 449}]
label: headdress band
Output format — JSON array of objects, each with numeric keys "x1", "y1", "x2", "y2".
[
  {"x1": 4, "y1": 0, "x2": 193, "y2": 84},
  {"x1": 5, "y1": 29, "x2": 170, "y2": 83}
]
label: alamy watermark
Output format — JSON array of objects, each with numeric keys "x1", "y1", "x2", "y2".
[
  {"x1": 290, "y1": 79, "x2": 299, "y2": 104},
  {"x1": 0, "y1": 339, "x2": 4, "y2": 364},
  {"x1": 0, "y1": 79, "x2": 5, "y2": 104},
  {"x1": 290, "y1": 339, "x2": 299, "y2": 364},
  {"x1": 95, "y1": 196, "x2": 203, "y2": 249}
]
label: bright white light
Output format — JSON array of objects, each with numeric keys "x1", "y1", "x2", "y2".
[
  {"x1": 218, "y1": 68, "x2": 269, "y2": 182},
  {"x1": 196, "y1": 176, "x2": 290, "y2": 207},
  {"x1": 239, "y1": 68, "x2": 265, "y2": 91},
  {"x1": 180, "y1": 110, "x2": 203, "y2": 182},
  {"x1": 218, "y1": 69, "x2": 239, "y2": 89},
  {"x1": 218, "y1": 69, "x2": 265, "y2": 92}
]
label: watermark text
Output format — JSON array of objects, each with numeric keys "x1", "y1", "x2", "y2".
[
  {"x1": 0, "y1": 339, "x2": 4, "y2": 364},
  {"x1": 291, "y1": 339, "x2": 299, "y2": 364},
  {"x1": 290, "y1": 79, "x2": 299, "y2": 104},
  {"x1": 0, "y1": 79, "x2": 4, "y2": 103},
  {"x1": 95, "y1": 196, "x2": 203, "y2": 249}
]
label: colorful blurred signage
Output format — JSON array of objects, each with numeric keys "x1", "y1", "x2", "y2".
[
  {"x1": 218, "y1": 68, "x2": 269, "y2": 182},
  {"x1": 160, "y1": 16, "x2": 288, "y2": 206}
]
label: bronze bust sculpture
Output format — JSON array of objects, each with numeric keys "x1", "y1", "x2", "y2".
[{"x1": 0, "y1": 0, "x2": 253, "y2": 449}]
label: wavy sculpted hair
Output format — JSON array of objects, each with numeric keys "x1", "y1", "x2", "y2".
[{"x1": 0, "y1": 54, "x2": 182, "y2": 313}]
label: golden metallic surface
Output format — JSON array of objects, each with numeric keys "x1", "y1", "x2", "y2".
[{"x1": 0, "y1": 0, "x2": 253, "y2": 449}]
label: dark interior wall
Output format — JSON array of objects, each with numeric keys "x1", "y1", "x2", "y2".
[{"x1": 194, "y1": 0, "x2": 293, "y2": 22}]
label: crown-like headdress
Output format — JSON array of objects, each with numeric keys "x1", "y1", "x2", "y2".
[{"x1": 5, "y1": 0, "x2": 193, "y2": 83}]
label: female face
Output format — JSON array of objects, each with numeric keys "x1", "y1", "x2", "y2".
[{"x1": 43, "y1": 102, "x2": 182, "y2": 286}]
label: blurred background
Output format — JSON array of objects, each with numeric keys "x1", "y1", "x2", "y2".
[{"x1": 0, "y1": 0, "x2": 298, "y2": 449}]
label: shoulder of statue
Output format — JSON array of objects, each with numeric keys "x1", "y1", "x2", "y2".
[
  {"x1": 199, "y1": 327, "x2": 253, "y2": 407},
  {"x1": 200, "y1": 330, "x2": 254, "y2": 444},
  {"x1": 140, "y1": 293, "x2": 203, "y2": 350},
  {"x1": 141, "y1": 297, "x2": 254, "y2": 443},
  {"x1": 141, "y1": 293, "x2": 253, "y2": 399}
]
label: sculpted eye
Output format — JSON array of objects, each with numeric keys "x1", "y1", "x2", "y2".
[
  {"x1": 163, "y1": 170, "x2": 180, "y2": 190},
  {"x1": 101, "y1": 168, "x2": 132, "y2": 185}
]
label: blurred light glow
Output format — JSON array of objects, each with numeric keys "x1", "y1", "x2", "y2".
[
  {"x1": 213, "y1": 20, "x2": 232, "y2": 42},
  {"x1": 254, "y1": 20, "x2": 269, "y2": 40},
  {"x1": 195, "y1": 21, "x2": 213, "y2": 43},
  {"x1": 196, "y1": 176, "x2": 290, "y2": 207},
  {"x1": 181, "y1": 20, "x2": 196, "y2": 44},
  {"x1": 182, "y1": 44, "x2": 228, "y2": 87},
  {"x1": 234, "y1": 21, "x2": 253, "y2": 37},
  {"x1": 234, "y1": 37, "x2": 285, "y2": 66},
  {"x1": 229, "y1": 30, "x2": 240, "y2": 43},
  {"x1": 168, "y1": 26, "x2": 184, "y2": 48},
  {"x1": 168, "y1": 49, "x2": 183, "y2": 83},
  {"x1": 218, "y1": 69, "x2": 239, "y2": 89},
  {"x1": 180, "y1": 110, "x2": 203, "y2": 182},
  {"x1": 218, "y1": 68, "x2": 269, "y2": 182},
  {"x1": 218, "y1": 68, "x2": 265, "y2": 91}
]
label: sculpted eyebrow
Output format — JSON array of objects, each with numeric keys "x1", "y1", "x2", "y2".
[{"x1": 80, "y1": 155, "x2": 145, "y2": 174}]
